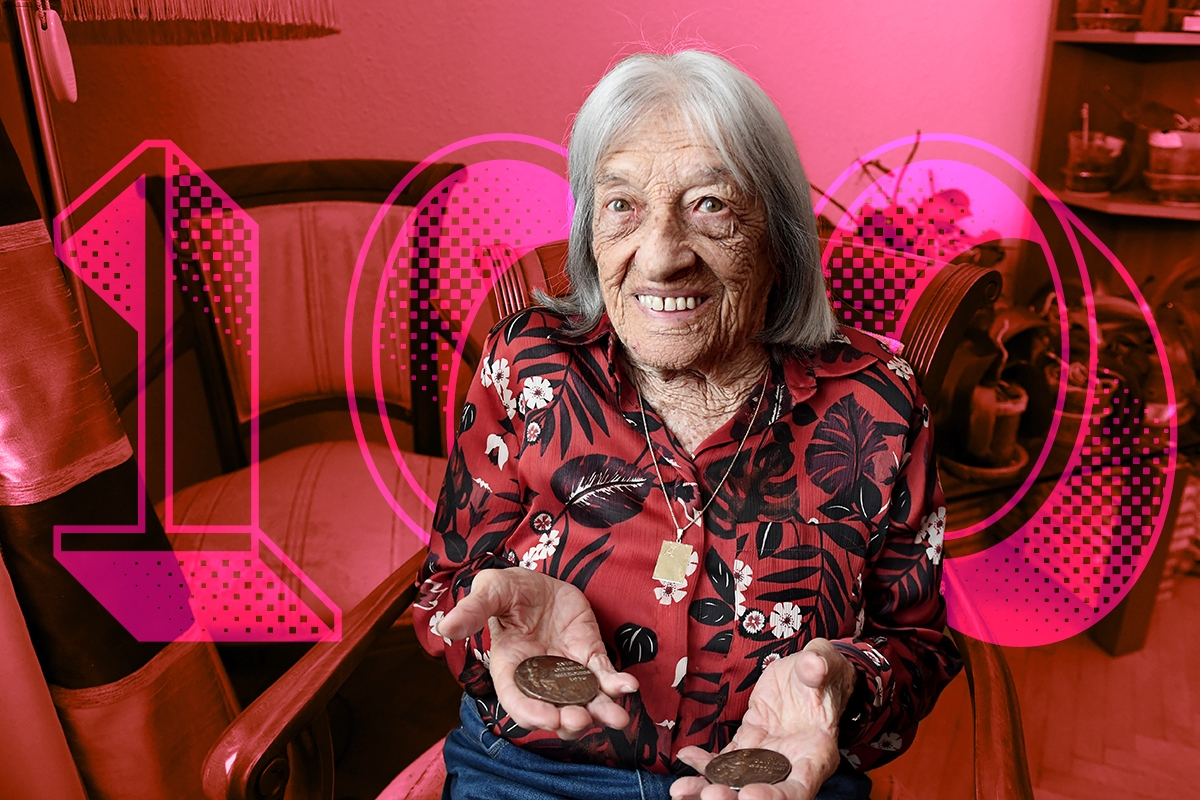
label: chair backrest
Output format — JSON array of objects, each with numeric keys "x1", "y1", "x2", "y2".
[{"x1": 146, "y1": 160, "x2": 463, "y2": 464}]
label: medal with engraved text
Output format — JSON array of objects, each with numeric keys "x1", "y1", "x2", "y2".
[
  {"x1": 705, "y1": 748, "x2": 792, "y2": 788},
  {"x1": 514, "y1": 655, "x2": 599, "y2": 706}
]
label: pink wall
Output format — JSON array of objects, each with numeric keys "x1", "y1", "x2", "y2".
[{"x1": 3, "y1": 0, "x2": 1053, "y2": 221}]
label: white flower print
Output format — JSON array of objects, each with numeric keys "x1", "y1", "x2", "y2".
[
  {"x1": 872, "y1": 675, "x2": 885, "y2": 708},
  {"x1": 485, "y1": 433, "x2": 509, "y2": 469},
  {"x1": 742, "y1": 610, "x2": 766, "y2": 635},
  {"x1": 489, "y1": 357, "x2": 510, "y2": 388},
  {"x1": 473, "y1": 477, "x2": 492, "y2": 492},
  {"x1": 525, "y1": 421, "x2": 542, "y2": 443},
  {"x1": 479, "y1": 356, "x2": 493, "y2": 388},
  {"x1": 915, "y1": 507, "x2": 947, "y2": 565},
  {"x1": 870, "y1": 732, "x2": 903, "y2": 751},
  {"x1": 429, "y1": 610, "x2": 451, "y2": 644},
  {"x1": 520, "y1": 543, "x2": 547, "y2": 570},
  {"x1": 521, "y1": 376, "x2": 553, "y2": 410},
  {"x1": 886, "y1": 356, "x2": 914, "y2": 381},
  {"x1": 732, "y1": 559, "x2": 753, "y2": 591},
  {"x1": 654, "y1": 580, "x2": 687, "y2": 605},
  {"x1": 520, "y1": 529, "x2": 559, "y2": 570},
  {"x1": 414, "y1": 579, "x2": 446, "y2": 611},
  {"x1": 833, "y1": 331, "x2": 852, "y2": 345},
  {"x1": 518, "y1": 393, "x2": 527, "y2": 416},
  {"x1": 537, "y1": 529, "x2": 561, "y2": 559},
  {"x1": 839, "y1": 750, "x2": 861, "y2": 769},
  {"x1": 472, "y1": 648, "x2": 491, "y2": 669},
  {"x1": 762, "y1": 652, "x2": 782, "y2": 668},
  {"x1": 657, "y1": 719, "x2": 676, "y2": 730},
  {"x1": 531, "y1": 512, "x2": 553, "y2": 532},
  {"x1": 769, "y1": 601, "x2": 804, "y2": 638},
  {"x1": 732, "y1": 561, "x2": 752, "y2": 615},
  {"x1": 735, "y1": 589, "x2": 748, "y2": 618},
  {"x1": 500, "y1": 388, "x2": 517, "y2": 419},
  {"x1": 863, "y1": 645, "x2": 885, "y2": 668},
  {"x1": 921, "y1": 403, "x2": 930, "y2": 428},
  {"x1": 854, "y1": 606, "x2": 865, "y2": 638}
]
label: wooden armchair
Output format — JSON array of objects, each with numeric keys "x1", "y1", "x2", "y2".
[{"x1": 203, "y1": 242, "x2": 1034, "y2": 800}]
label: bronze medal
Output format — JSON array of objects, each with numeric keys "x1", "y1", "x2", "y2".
[
  {"x1": 704, "y1": 748, "x2": 792, "y2": 788},
  {"x1": 514, "y1": 655, "x2": 600, "y2": 706}
]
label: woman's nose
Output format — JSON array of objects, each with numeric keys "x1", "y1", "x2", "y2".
[{"x1": 634, "y1": 209, "x2": 695, "y2": 281}]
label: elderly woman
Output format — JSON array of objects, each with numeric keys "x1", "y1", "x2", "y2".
[{"x1": 414, "y1": 50, "x2": 960, "y2": 800}]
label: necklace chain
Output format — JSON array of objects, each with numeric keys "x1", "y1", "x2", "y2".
[{"x1": 637, "y1": 367, "x2": 771, "y2": 542}]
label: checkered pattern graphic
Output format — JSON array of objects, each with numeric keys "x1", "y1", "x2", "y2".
[
  {"x1": 170, "y1": 154, "x2": 253, "y2": 365},
  {"x1": 378, "y1": 160, "x2": 571, "y2": 430},
  {"x1": 946, "y1": 366, "x2": 1170, "y2": 645},
  {"x1": 166, "y1": 149, "x2": 335, "y2": 641},
  {"x1": 176, "y1": 553, "x2": 334, "y2": 640},
  {"x1": 823, "y1": 195, "x2": 977, "y2": 339},
  {"x1": 67, "y1": 178, "x2": 145, "y2": 330},
  {"x1": 827, "y1": 190, "x2": 1171, "y2": 645}
]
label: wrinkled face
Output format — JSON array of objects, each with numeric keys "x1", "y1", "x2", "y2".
[{"x1": 592, "y1": 113, "x2": 774, "y2": 375}]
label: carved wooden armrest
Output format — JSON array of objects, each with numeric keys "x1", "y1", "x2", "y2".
[
  {"x1": 203, "y1": 548, "x2": 429, "y2": 800},
  {"x1": 950, "y1": 629, "x2": 1035, "y2": 800}
]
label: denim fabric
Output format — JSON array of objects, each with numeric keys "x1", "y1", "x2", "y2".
[{"x1": 441, "y1": 695, "x2": 871, "y2": 800}]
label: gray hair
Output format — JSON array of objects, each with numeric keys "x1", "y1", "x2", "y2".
[{"x1": 540, "y1": 50, "x2": 837, "y2": 350}]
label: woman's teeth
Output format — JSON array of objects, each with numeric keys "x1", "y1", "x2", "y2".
[{"x1": 636, "y1": 295, "x2": 699, "y2": 311}]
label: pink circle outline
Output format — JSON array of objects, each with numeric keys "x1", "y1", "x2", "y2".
[{"x1": 345, "y1": 134, "x2": 569, "y2": 544}]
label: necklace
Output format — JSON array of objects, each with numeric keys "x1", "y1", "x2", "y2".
[{"x1": 637, "y1": 366, "x2": 770, "y2": 584}]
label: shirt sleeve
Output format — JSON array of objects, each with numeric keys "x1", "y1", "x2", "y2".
[
  {"x1": 412, "y1": 329, "x2": 529, "y2": 697},
  {"x1": 829, "y1": 384, "x2": 961, "y2": 770}
]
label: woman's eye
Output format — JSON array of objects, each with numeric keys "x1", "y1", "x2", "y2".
[
  {"x1": 698, "y1": 197, "x2": 725, "y2": 213},
  {"x1": 607, "y1": 198, "x2": 632, "y2": 213}
]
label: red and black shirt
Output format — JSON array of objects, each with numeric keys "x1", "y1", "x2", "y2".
[{"x1": 414, "y1": 308, "x2": 960, "y2": 774}]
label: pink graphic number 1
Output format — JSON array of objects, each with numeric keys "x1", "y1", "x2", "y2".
[{"x1": 53, "y1": 141, "x2": 340, "y2": 642}]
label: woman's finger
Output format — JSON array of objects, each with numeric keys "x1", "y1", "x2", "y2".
[
  {"x1": 586, "y1": 652, "x2": 639, "y2": 697},
  {"x1": 668, "y1": 776, "x2": 711, "y2": 799},
  {"x1": 675, "y1": 745, "x2": 716, "y2": 773},
  {"x1": 583, "y1": 689, "x2": 631, "y2": 730}
]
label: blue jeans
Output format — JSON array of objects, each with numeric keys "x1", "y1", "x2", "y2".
[{"x1": 441, "y1": 695, "x2": 871, "y2": 800}]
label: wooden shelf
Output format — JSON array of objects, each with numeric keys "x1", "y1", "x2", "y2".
[
  {"x1": 1053, "y1": 30, "x2": 1200, "y2": 45},
  {"x1": 1053, "y1": 187, "x2": 1200, "y2": 220}
]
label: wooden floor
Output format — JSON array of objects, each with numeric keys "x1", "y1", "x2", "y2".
[{"x1": 870, "y1": 575, "x2": 1200, "y2": 800}]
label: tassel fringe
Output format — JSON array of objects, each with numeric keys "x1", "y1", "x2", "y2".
[{"x1": 60, "y1": 0, "x2": 339, "y2": 43}]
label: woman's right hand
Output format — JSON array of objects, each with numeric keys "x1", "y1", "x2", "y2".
[{"x1": 436, "y1": 567, "x2": 639, "y2": 739}]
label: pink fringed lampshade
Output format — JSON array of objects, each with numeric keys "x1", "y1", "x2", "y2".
[{"x1": 58, "y1": 0, "x2": 340, "y2": 44}]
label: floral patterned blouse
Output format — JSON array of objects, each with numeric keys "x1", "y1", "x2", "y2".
[{"x1": 414, "y1": 308, "x2": 961, "y2": 775}]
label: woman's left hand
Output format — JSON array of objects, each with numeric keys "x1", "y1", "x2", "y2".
[{"x1": 670, "y1": 638, "x2": 858, "y2": 800}]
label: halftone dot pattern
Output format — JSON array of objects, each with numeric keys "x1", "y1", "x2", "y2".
[
  {"x1": 169, "y1": 154, "x2": 254, "y2": 366},
  {"x1": 823, "y1": 164, "x2": 1173, "y2": 646},
  {"x1": 947, "y1": 375, "x2": 1168, "y2": 645},
  {"x1": 165, "y1": 149, "x2": 338, "y2": 641},
  {"x1": 377, "y1": 160, "x2": 571, "y2": 444},
  {"x1": 176, "y1": 553, "x2": 333, "y2": 640},
  {"x1": 67, "y1": 177, "x2": 145, "y2": 330},
  {"x1": 824, "y1": 188, "x2": 978, "y2": 339}
]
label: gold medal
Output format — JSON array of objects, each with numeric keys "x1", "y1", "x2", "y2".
[{"x1": 652, "y1": 540, "x2": 694, "y2": 584}]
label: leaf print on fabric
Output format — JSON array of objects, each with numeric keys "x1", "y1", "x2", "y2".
[
  {"x1": 615, "y1": 623, "x2": 659, "y2": 668},
  {"x1": 549, "y1": 455, "x2": 652, "y2": 528},
  {"x1": 485, "y1": 434, "x2": 509, "y2": 470},
  {"x1": 805, "y1": 394, "x2": 888, "y2": 496}
]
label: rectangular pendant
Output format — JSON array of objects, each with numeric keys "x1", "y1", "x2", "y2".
[{"x1": 652, "y1": 541, "x2": 694, "y2": 584}]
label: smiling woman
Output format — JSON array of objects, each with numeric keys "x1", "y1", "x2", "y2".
[{"x1": 414, "y1": 50, "x2": 961, "y2": 800}]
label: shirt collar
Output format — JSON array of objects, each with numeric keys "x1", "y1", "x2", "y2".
[{"x1": 553, "y1": 313, "x2": 890, "y2": 413}]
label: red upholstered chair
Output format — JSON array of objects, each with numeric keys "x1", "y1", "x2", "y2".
[
  {"x1": 126, "y1": 161, "x2": 462, "y2": 625},
  {"x1": 202, "y1": 239, "x2": 1035, "y2": 800}
]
